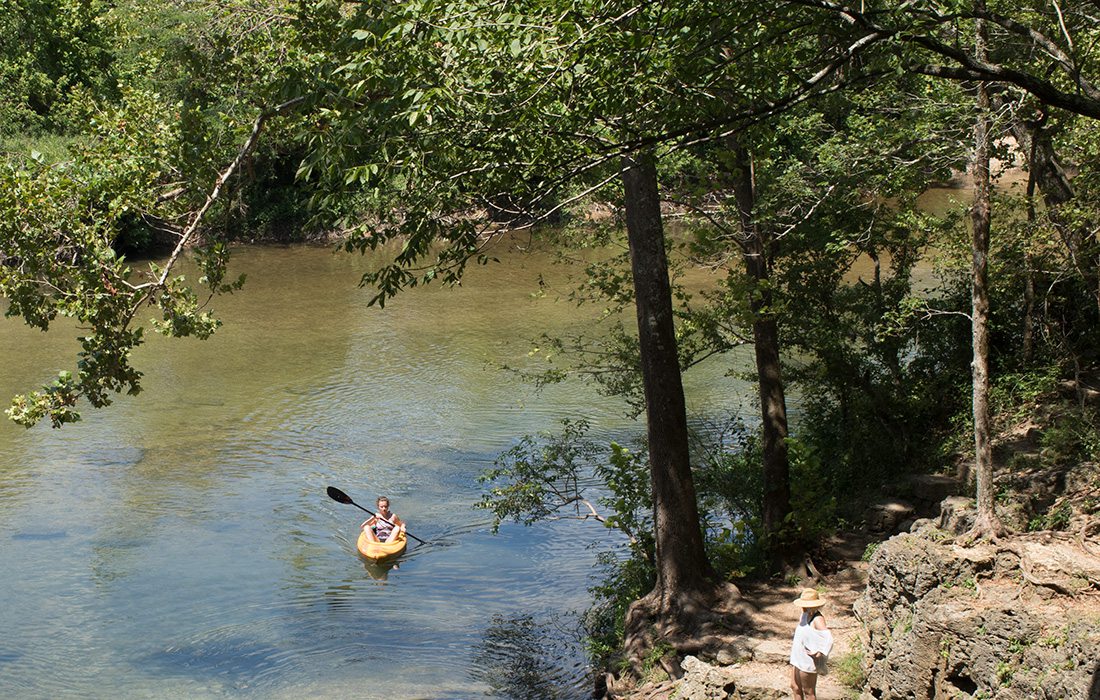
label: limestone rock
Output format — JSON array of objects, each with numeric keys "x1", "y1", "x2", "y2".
[
  {"x1": 671, "y1": 656, "x2": 794, "y2": 700},
  {"x1": 676, "y1": 656, "x2": 737, "y2": 700},
  {"x1": 938, "y1": 495, "x2": 976, "y2": 534},
  {"x1": 866, "y1": 499, "x2": 916, "y2": 534},
  {"x1": 714, "y1": 648, "x2": 739, "y2": 666},
  {"x1": 898, "y1": 473, "x2": 962, "y2": 515},
  {"x1": 856, "y1": 530, "x2": 1100, "y2": 699},
  {"x1": 730, "y1": 687, "x2": 784, "y2": 700}
]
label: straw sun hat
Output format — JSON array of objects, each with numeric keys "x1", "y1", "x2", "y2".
[{"x1": 793, "y1": 588, "x2": 827, "y2": 608}]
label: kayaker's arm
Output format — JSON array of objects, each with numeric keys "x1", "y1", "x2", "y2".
[{"x1": 362, "y1": 514, "x2": 402, "y2": 530}]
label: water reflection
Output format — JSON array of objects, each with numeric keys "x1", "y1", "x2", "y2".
[
  {"x1": 10, "y1": 530, "x2": 68, "y2": 540},
  {"x1": 144, "y1": 635, "x2": 288, "y2": 688},
  {"x1": 363, "y1": 560, "x2": 399, "y2": 581},
  {"x1": 471, "y1": 613, "x2": 590, "y2": 700}
]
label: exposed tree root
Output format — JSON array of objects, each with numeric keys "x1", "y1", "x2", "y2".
[
  {"x1": 1012, "y1": 551, "x2": 1081, "y2": 596},
  {"x1": 802, "y1": 554, "x2": 824, "y2": 581},
  {"x1": 1079, "y1": 515, "x2": 1100, "y2": 557},
  {"x1": 963, "y1": 530, "x2": 1100, "y2": 596},
  {"x1": 620, "y1": 581, "x2": 745, "y2": 679},
  {"x1": 956, "y1": 511, "x2": 1010, "y2": 546},
  {"x1": 949, "y1": 514, "x2": 1100, "y2": 596}
]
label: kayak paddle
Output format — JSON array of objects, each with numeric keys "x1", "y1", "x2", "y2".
[{"x1": 326, "y1": 486, "x2": 430, "y2": 545}]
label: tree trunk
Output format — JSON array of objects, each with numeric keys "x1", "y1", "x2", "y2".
[
  {"x1": 969, "y1": 8, "x2": 1004, "y2": 539},
  {"x1": 729, "y1": 140, "x2": 793, "y2": 563},
  {"x1": 621, "y1": 152, "x2": 711, "y2": 596},
  {"x1": 619, "y1": 154, "x2": 740, "y2": 676}
]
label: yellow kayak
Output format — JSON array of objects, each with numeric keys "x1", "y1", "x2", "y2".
[{"x1": 356, "y1": 530, "x2": 407, "y2": 562}]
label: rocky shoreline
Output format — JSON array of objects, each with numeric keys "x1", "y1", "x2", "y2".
[
  {"x1": 857, "y1": 526, "x2": 1100, "y2": 699},
  {"x1": 601, "y1": 463, "x2": 1100, "y2": 700}
]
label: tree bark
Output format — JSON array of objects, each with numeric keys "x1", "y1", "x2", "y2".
[
  {"x1": 969, "y1": 8, "x2": 1004, "y2": 538},
  {"x1": 729, "y1": 140, "x2": 793, "y2": 562},
  {"x1": 621, "y1": 152, "x2": 711, "y2": 596}
]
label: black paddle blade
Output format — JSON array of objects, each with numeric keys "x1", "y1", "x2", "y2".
[{"x1": 326, "y1": 486, "x2": 353, "y2": 504}]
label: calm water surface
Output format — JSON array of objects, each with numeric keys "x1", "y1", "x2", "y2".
[{"x1": 0, "y1": 239, "x2": 751, "y2": 699}]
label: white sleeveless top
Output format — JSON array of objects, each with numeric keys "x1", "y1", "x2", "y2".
[{"x1": 790, "y1": 610, "x2": 834, "y2": 674}]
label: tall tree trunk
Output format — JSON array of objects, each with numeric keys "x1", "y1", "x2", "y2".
[
  {"x1": 621, "y1": 152, "x2": 711, "y2": 597},
  {"x1": 969, "y1": 8, "x2": 1004, "y2": 538},
  {"x1": 729, "y1": 140, "x2": 792, "y2": 563}
]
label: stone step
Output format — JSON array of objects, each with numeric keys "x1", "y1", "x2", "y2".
[
  {"x1": 730, "y1": 669, "x2": 849, "y2": 700},
  {"x1": 730, "y1": 684, "x2": 786, "y2": 700},
  {"x1": 727, "y1": 663, "x2": 850, "y2": 700},
  {"x1": 751, "y1": 638, "x2": 791, "y2": 665},
  {"x1": 675, "y1": 655, "x2": 852, "y2": 700}
]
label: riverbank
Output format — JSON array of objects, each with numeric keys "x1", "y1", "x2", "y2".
[
  {"x1": 601, "y1": 390, "x2": 1100, "y2": 700},
  {"x1": 599, "y1": 529, "x2": 871, "y2": 699}
]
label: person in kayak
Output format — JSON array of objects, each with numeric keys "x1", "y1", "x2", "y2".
[{"x1": 360, "y1": 496, "x2": 406, "y2": 543}]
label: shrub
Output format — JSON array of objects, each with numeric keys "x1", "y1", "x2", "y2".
[{"x1": 834, "y1": 643, "x2": 866, "y2": 689}]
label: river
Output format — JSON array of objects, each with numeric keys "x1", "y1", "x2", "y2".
[{"x1": 0, "y1": 238, "x2": 752, "y2": 699}]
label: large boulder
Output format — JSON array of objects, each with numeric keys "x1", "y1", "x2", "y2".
[
  {"x1": 855, "y1": 530, "x2": 1100, "y2": 699},
  {"x1": 865, "y1": 499, "x2": 917, "y2": 535}
]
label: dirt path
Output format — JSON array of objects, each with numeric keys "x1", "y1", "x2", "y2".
[
  {"x1": 616, "y1": 531, "x2": 872, "y2": 700},
  {"x1": 723, "y1": 553, "x2": 867, "y2": 699}
]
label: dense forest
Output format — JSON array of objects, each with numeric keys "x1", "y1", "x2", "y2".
[{"x1": 2, "y1": 0, "x2": 1099, "y2": 688}]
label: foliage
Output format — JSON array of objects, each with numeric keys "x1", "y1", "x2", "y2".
[
  {"x1": 0, "y1": 0, "x2": 318, "y2": 425},
  {"x1": 585, "y1": 550, "x2": 655, "y2": 666},
  {"x1": 1044, "y1": 502, "x2": 1074, "y2": 530},
  {"x1": 696, "y1": 431, "x2": 839, "y2": 570},
  {"x1": 509, "y1": 228, "x2": 746, "y2": 419},
  {"x1": 0, "y1": 0, "x2": 117, "y2": 136},
  {"x1": 476, "y1": 418, "x2": 658, "y2": 662},
  {"x1": 476, "y1": 419, "x2": 602, "y2": 530},
  {"x1": 477, "y1": 419, "x2": 653, "y2": 558},
  {"x1": 3, "y1": 0, "x2": 1100, "y2": 679},
  {"x1": 834, "y1": 641, "x2": 867, "y2": 690},
  {"x1": 780, "y1": 438, "x2": 838, "y2": 548},
  {"x1": 1038, "y1": 407, "x2": 1100, "y2": 467},
  {"x1": 1, "y1": 90, "x2": 176, "y2": 425},
  {"x1": 691, "y1": 420, "x2": 767, "y2": 576},
  {"x1": 0, "y1": 82, "x2": 287, "y2": 426},
  {"x1": 989, "y1": 367, "x2": 1061, "y2": 419},
  {"x1": 986, "y1": 185, "x2": 1100, "y2": 377},
  {"x1": 861, "y1": 542, "x2": 881, "y2": 562}
]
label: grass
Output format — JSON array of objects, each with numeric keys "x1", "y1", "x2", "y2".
[
  {"x1": 861, "y1": 541, "x2": 880, "y2": 562},
  {"x1": 834, "y1": 643, "x2": 866, "y2": 689}
]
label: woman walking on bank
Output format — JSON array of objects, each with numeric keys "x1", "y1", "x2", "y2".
[{"x1": 789, "y1": 588, "x2": 833, "y2": 700}]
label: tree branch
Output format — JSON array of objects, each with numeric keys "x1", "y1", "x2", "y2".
[{"x1": 127, "y1": 97, "x2": 305, "y2": 314}]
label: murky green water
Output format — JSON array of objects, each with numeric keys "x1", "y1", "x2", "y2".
[{"x1": 0, "y1": 238, "x2": 750, "y2": 699}]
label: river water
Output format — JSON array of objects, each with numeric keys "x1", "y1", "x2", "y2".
[{"x1": 0, "y1": 239, "x2": 752, "y2": 699}]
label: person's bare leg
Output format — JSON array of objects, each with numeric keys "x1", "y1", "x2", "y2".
[
  {"x1": 798, "y1": 669, "x2": 817, "y2": 700},
  {"x1": 363, "y1": 527, "x2": 380, "y2": 542},
  {"x1": 790, "y1": 666, "x2": 804, "y2": 699}
]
